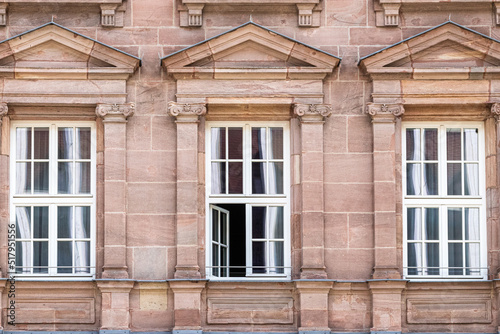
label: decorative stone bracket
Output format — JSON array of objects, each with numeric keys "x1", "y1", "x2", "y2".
[
  {"x1": 375, "y1": 1, "x2": 401, "y2": 27},
  {"x1": 366, "y1": 103, "x2": 405, "y2": 120},
  {"x1": 167, "y1": 102, "x2": 207, "y2": 120},
  {"x1": 0, "y1": 4, "x2": 7, "y2": 26},
  {"x1": 491, "y1": 103, "x2": 500, "y2": 122},
  {"x1": 96, "y1": 103, "x2": 135, "y2": 122},
  {"x1": 296, "y1": 4, "x2": 320, "y2": 27},
  {"x1": 100, "y1": 4, "x2": 125, "y2": 27},
  {"x1": 294, "y1": 103, "x2": 332, "y2": 122},
  {"x1": 0, "y1": 102, "x2": 7, "y2": 125}
]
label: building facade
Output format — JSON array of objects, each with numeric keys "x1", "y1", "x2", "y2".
[{"x1": 0, "y1": 0, "x2": 499, "y2": 333}]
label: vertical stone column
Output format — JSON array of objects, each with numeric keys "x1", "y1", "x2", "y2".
[
  {"x1": 295, "y1": 280, "x2": 333, "y2": 334},
  {"x1": 490, "y1": 104, "x2": 500, "y2": 278},
  {"x1": 167, "y1": 102, "x2": 206, "y2": 279},
  {"x1": 170, "y1": 281, "x2": 206, "y2": 334},
  {"x1": 366, "y1": 103, "x2": 404, "y2": 280},
  {"x1": 0, "y1": 103, "x2": 8, "y2": 278},
  {"x1": 294, "y1": 103, "x2": 332, "y2": 279},
  {"x1": 97, "y1": 280, "x2": 135, "y2": 334},
  {"x1": 96, "y1": 103, "x2": 135, "y2": 279}
]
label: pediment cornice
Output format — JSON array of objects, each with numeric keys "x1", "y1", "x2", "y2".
[
  {"x1": 0, "y1": 22, "x2": 140, "y2": 80},
  {"x1": 161, "y1": 21, "x2": 340, "y2": 81},
  {"x1": 359, "y1": 21, "x2": 500, "y2": 80}
]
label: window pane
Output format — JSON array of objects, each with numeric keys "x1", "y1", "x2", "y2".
[
  {"x1": 58, "y1": 162, "x2": 74, "y2": 194},
  {"x1": 33, "y1": 241, "x2": 48, "y2": 273},
  {"x1": 269, "y1": 128, "x2": 283, "y2": 159},
  {"x1": 75, "y1": 206, "x2": 90, "y2": 239},
  {"x1": 252, "y1": 162, "x2": 266, "y2": 194},
  {"x1": 75, "y1": 241, "x2": 90, "y2": 273},
  {"x1": 76, "y1": 162, "x2": 91, "y2": 194},
  {"x1": 252, "y1": 127, "x2": 266, "y2": 159},
  {"x1": 211, "y1": 162, "x2": 225, "y2": 194},
  {"x1": 465, "y1": 208, "x2": 480, "y2": 241},
  {"x1": 425, "y1": 243, "x2": 439, "y2": 275},
  {"x1": 211, "y1": 128, "x2": 225, "y2": 160},
  {"x1": 448, "y1": 208, "x2": 463, "y2": 241},
  {"x1": 58, "y1": 127, "x2": 74, "y2": 159},
  {"x1": 57, "y1": 241, "x2": 73, "y2": 273},
  {"x1": 212, "y1": 244, "x2": 219, "y2": 276},
  {"x1": 34, "y1": 128, "x2": 49, "y2": 159},
  {"x1": 212, "y1": 209, "x2": 219, "y2": 242},
  {"x1": 16, "y1": 127, "x2": 32, "y2": 160},
  {"x1": 447, "y1": 163, "x2": 462, "y2": 195},
  {"x1": 34, "y1": 162, "x2": 49, "y2": 194},
  {"x1": 464, "y1": 163, "x2": 479, "y2": 196},
  {"x1": 16, "y1": 207, "x2": 31, "y2": 239},
  {"x1": 252, "y1": 241, "x2": 266, "y2": 274},
  {"x1": 76, "y1": 127, "x2": 91, "y2": 160},
  {"x1": 33, "y1": 206, "x2": 48, "y2": 239},
  {"x1": 269, "y1": 162, "x2": 283, "y2": 194},
  {"x1": 16, "y1": 241, "x2": 31, "y2": 274},
  {"x1": 228, "y1": 162, "x2": 243, "y2": 194},
  {"x1": 406, "y1": 163, "x2": 421, "y2": 195},
  {"x1": 221, "y1": 211, "x2": 227, "y2": 245},
  {"x1": 425, "y1": 208, "x2": 439, "y2": 240},
  {"x1": 269, "y1": 207, "x2": 283, "y2": 239},
  {"x1": 228, "y1": 127, "x2": 242, "y2": 159},
  {"x1": 252, "y1": 206, "x2": 266, "y2": 239},
  {"x1": 406, "y1": 128, "x2": 420, "y2": 161},
  {"x1": 464, "y1": 128, "x2": 478, "y2": 161},
  {"x1": 423, "y1": 163, "x2": 438, "y2": 195},
  {"x1": 16, "y1": 162, "x2": 31, "y2": 194},
  {"x1": 407, "y1": 208, "x2": 421, "y2": 240},
  {"x1": 221, "y1": 246, "x2": 228, "y2": 277},
  {"x1": 465, "y1": 243, "x2": 480, "y2": 275},
  {"x1": 58, "y1": 206, "x2": 73, "y2": 238},
  {"x1": 407, "y1": 243, "x2": 421, "y2": 275},
  {"x1": 270, "y1": 241, "x2": 284, "y2": 274},
  {"x1": 424, "y1": 128, "x2": 438, "y2": 160},
  {"x1": 448, "y1": 243, "x2": 463, "y2": 275},
  {"x1": 447, "y1": 128, "x2": 461, "y2": 161}
]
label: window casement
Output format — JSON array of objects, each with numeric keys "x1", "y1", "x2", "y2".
[
  {"x1": 9, "y1": 121, "x2": 96, "y2": 278},
  {"x1": 402, "y1": 122, "x2": 487, "y2": 280},
  {"x1": 206, "y1": 121, "x2": 290, "y2": 280}
]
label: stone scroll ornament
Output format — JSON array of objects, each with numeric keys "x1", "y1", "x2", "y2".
[
  {"x1": 95, "y1": 103, "x2": 135, "y2": 119},
  {"x1": 366, "y1": 103, "x2": 405, "y2": 117},
  {"x1": 293, "y1": 103, "x2": 333, "y2": 118},
  {"x1": 0, "y1": 102, "x2": 7, "y2": 123},
  {"x1": 491, "y1": 103, "x2": 500, "y2": 121},
  {"x1": 167, "y1": 102, "x2": 207, "y2": 117}
]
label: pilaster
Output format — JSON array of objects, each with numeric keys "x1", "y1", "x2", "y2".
[
  {"x1": 96, "y1": 279, "x2": 135, "y2": 334},
  {"x1": 367, "y1": 103, "x2": 404, "y2": 280},
  {"x1": 168, "y1": 102, "x2": 207, "y2": 279},
  {"x1": 368, "y1": 280, "x2": 406, "y2": 334},
  {"x1": 0, "y1": 103, "x2": 8, "y2": 279},
  {"x1": 169, "y1": 280, "x2": 207, "y2": 333},
  {"x1": 295, "y1": 280, "x2": 334, "y2": 334},
  {"x1": 294, "y1": 104, "x2": 332, "y2": 279},
  {"x1": 96, "y1": 103, "x2": 135, "y2": 279},
  {"x1": 491, "y1": 104, "x2": 500, "y2": 278}
]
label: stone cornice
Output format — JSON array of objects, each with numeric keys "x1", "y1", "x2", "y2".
[
  {"x1": 366, "y1": 103, "x2": 404, "y2": 121},
  {"x1": 96, "y1": 103, "x2": 135, "y2": 122},
  {"x1": 168, "y1": 102, "x2": 207, "y2": 120},
  {"x1": 294, "y1": 103, "x2": 332, "y2": 122}
]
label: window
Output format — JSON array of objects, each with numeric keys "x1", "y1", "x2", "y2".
[
  {"x1": 403, "y1": 122, "x2": 487, "y2": 279},
  {"x1": 10, "y1": 122, "x2": 96, "y2": 277},
  {"x1": 206, "y1": 121, "x2": 290, "y2": 279}
]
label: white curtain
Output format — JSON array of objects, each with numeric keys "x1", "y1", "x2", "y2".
[
  {"x1": 15, "y1": 207, "x2": 31, "y2": 273},
  {"x1": 464, "y1": 129, "x2": 479, "y2": 196},
  {"x1": 16, "y1": 128, "x2": 29, "y2": 194},
  {"x1": 408, "y1": 129, "x2": 421, "y2": 195},
  {"x1": 211, "y1": 128, "x2": 223, "y2": 194}
]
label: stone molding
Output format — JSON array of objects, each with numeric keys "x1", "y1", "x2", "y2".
[
  {"x1": 96, "y1": 103, "x2": 135, "y2": 122},
  {"x1": 168, "y1": 102, "x2": 207, "y2": 119},
  {"x1": 366, "y1": 103, "x2": 405, "y2": 119},
  {"x1": 294, "y1": 103, "x2": 332, "y2": 122}
]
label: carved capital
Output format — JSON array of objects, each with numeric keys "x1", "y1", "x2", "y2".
[
  {"x1": 294, "y1": 103, "x2": 332, "y2": 122},
  {"x1": 168, "y1": 102, "x2": 207, "y2": 119},
  {"x1": 366, "y1": 103, "x2": 405, "y2": 119},
  {"x1": 96, "y1": 103, "x2": 135, "y2": 122},
  {"x1": 491, "y1": 103, "x2": 500, "y2": 122},
  {"x1": 0, "y1": 102, "x2": 8, "y2": 124}
]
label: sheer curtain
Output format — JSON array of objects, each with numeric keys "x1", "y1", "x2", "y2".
[
  {"x1": 16, "y1": 208, "x2": 31, "y2": 273},
  {"x1": 211, "y1": 129, "x2": 222, "y2": 194},
  {"x1": 407, "y1": 129, "x2": 421, "y2": 195},
  {"x1": 16, "y1": 128, "x2": 29, "y2": 194},
  {"x1": 464, "y1": 128, "x2": 478, "y2": 196}
]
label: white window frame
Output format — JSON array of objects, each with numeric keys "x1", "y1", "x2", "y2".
[
  {"x1": 205, "y1": 121, "x2": 291, "y2": 280},
  {"x1": 402, "y1": 121, "x2": 487, "y2": 281},
  {"x1": 9, "y1": 121, "x2": 96, "y2": 280}
]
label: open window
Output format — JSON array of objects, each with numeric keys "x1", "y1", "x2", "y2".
[{"x1": 206, "y1": 122, "x2": 290, "y2": 279}]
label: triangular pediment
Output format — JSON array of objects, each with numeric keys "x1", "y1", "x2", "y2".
[
  {"x1": 359, "y1": 21, "x2": 500, "y2": 79},
  {"x1": 0, "y1": 22, "x2": 140, "y2": 79},
  {"x1": 161, "y1": 22, "x2": 340, "y2": 80}
]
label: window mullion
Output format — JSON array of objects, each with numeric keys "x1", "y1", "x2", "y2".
[{"x1": 245, "y1": 203, "x2": 251, "y2": 276}]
